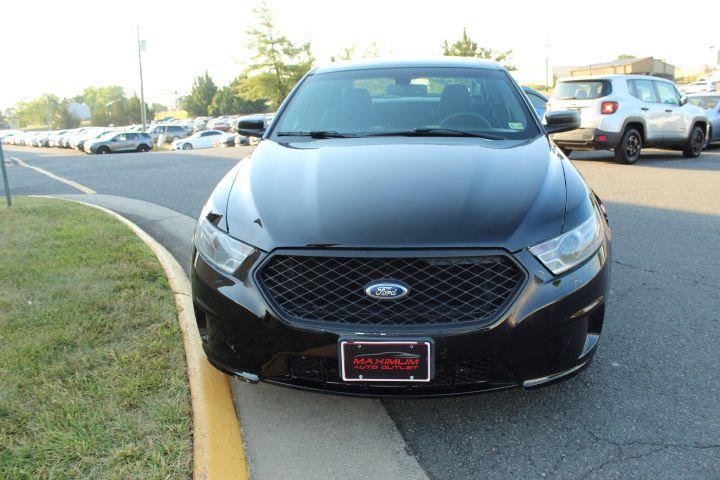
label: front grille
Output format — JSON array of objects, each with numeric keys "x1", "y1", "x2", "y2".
[
  {"x1": 258, "y1": 254, "x2": 525, "y2": 326},
  {"x1": 287, "y1": 356, "x2": 490, "y2": 387}
]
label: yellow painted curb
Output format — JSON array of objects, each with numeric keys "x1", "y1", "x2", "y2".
[{"x1": 33, "y1": 196, "x2": 249, "y2": 480}]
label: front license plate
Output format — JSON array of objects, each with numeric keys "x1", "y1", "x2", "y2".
[{"x1": 340, "y1": 340, "x2": 432, "y2": 382}]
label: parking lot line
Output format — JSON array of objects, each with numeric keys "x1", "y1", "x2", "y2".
[{"x1": 12, "y1": 157, "x2": 97, "y2": 194}]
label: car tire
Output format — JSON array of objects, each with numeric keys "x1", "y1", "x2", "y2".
[
  {"x1": 682, "y1": 125, "x2": 705, "y2": 158},
  {"x1": 182, "y1": 143, "x2": 192, "y2": 150},
  {"x1": 171, "y1": 136, "x2": 180, "y2": 142},
  {"x1": 614, "y1": 128, "x2": 642, "y2": 164},
  {"x1": 137, "y1": 144, "x2": 150, "y2": 153},
  {"x1": 97, "y1": 146, "x2": 111, "y2": 155}
]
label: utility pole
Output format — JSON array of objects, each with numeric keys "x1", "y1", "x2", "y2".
[
  {"x1": 45, "y1": 95, "x2": 52, "y2": 130},
  {"x1": 0, "y1": 142, "x2": 11, "y2": 206},
  {"x1": 137, "y1": 26, "x2": 147, "y2": 131},
  {"x1": 545, "y1": 38, "x2": 551, "y2": 92}
]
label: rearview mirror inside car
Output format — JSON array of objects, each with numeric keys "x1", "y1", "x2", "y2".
[
  {"x1": 543, "y1": 110, "x2": 581, "y2": 135},
  {"x1": 237, "y1": 117, "x2": 266, "y2": 138}
]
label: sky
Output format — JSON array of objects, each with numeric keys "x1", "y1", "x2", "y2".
[{"x1": 1, "y1": 0, "x2": 718, "y2": 110}]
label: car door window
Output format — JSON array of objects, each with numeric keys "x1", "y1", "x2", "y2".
[
  {"x1": 527, "y1": 93, "x2": 546, "y2": 109},
  {"x1": 115, "y1": 135, "x2": 126, "y2": 142},
  {"x1": 655, "y1": 82, "x2": 679, "y2": 105},
  {"x1": 628, "y1": 80, "x2": 657, "y2": 103},
  {"x1": 126, "y1": 133, "x2": 138, "y2": 140}
]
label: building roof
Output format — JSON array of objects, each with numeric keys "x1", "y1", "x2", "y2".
[
  {"x1": 557, "y1": 74, "x2": 676, "y2": 82},
  {"x1": 581, "y1": 56, "x2": 655, "y2": 69}
]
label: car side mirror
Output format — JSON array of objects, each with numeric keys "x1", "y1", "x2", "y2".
[
  {"x1": 543, "y1": 110, "x2": 581, "y2": 134},
  {"x1": 237, "y1": 118, "x2": 266, "y2": 138},
  {"x1": 679, "y1": 94, "x2": 687, "y2": 106}
]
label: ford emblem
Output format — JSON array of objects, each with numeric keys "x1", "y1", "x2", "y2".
[{"x1": 365, "y1": 281, "x2": 409, "y2": 301}]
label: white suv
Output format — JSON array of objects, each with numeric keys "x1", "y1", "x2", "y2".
[{"x1": 548, "y1": 75, "x2": 708, "y2": 164}]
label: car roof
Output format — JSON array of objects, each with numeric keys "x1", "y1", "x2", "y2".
[
  {"x1": 557, "y1": 74, "x2": 675, "y2": 83},
  {"x1": 312, "y1": 57, "x2": 504, "y2": 75}
]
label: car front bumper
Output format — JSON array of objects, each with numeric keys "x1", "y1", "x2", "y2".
[
  {"x1": 551, "y1": 128, "x2": 621, "y2": 151},
  {"x1": 191, "y1": 241, "x2": 611, "y2": 398}
]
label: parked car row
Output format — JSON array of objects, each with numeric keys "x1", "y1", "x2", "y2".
[
  {"x1": 1, "y1": 113, "x2": 274, "y2": 154},
  {"x1": 1, "y1": 126, "x2": 154, "y2": 154}
]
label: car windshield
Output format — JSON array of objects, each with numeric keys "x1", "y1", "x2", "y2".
[
  {"x1": 553, "y1": 80, "x2": 611, "y2": 100},
  {"x1": 272, "y1": 67, "x2": 540, "y2": 140},
  {"x1": 687, "y1": 96, "x2": 719, "y2": 110}
]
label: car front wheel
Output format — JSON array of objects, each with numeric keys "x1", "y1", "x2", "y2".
[
  {"x1": 614, "y1": 128, "x2": 642, "y2": 164},
  {"x1": 182, "y1": 143, "x2": 193, "y2": 150},
  {"x1": 97, "y1": 146, "x2": 111, "y2": 154},
  {"x1": 683, "y1": 125, "x2": 705, "y2": 158}
]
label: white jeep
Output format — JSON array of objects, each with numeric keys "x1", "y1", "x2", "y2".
[{"x1": 548, "y1": 75, "x2": 709, "y2": 164}]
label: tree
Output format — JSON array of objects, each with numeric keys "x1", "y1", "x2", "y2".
[
  {"x1": 442, "y1": 28, "x2": 515, "y2": 70},
  {"x1": 209, "y1": 79, "x2": 268, "y2": 116},
  {"x1": 0, "y1": 112, "x2": 9, "y2": 129},
  {"x1": 150, "y1": 103, "x2": 167, "y2": 117},
  {"x1": 332, "y1": 46, "x2": 356, "y2": 62},
  {"x1": 53, "y1": 100, "x2": 81, "y2": 129},
  {"x1": 242, "y1": 1, "x2": 314, "y2": 108},
  {"x1": 74, "y1": 86, "x2": 131, "y2": 126},
  {"x1": 184, "y1": 72, "x2": 218, "y2": 117},
  {"x1": 13, "y1": 94, "x2": 61, "y2": 128},
  {"x1": 364, "y1": 42, "x2": 381, "y2": 59}
]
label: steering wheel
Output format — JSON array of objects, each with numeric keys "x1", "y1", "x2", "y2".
[{"x1": 439, "y1": 112, "x2": 491, "y2": 129}]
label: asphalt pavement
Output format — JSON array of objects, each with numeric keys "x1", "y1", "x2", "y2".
[{"x1": 3, "y1": 144, "x2": 719, "y2": 479}]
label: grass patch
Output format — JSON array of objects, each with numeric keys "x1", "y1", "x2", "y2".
[{"x1": 0, "y1": 198, "x2": 191, "y2": 479}]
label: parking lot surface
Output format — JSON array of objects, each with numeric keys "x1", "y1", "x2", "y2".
[{"x1": 4, "y1": 145, "x2": 719, "y2": 479}]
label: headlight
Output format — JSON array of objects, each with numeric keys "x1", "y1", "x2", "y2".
[
  {"x1": 194, "y1": 216, "x2": 254, "y2": 275},
  {"x1": 530, "y1": 209, "x2": 604, "y2": 275}
]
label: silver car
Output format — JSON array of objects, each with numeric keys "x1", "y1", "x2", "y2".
[
  {"x1": 687, "y1": 94, "x2": 720, "y2": 145},
  {"x1": 147, "y1": 124, "x2": 189, "y2": 144},
  {"x1": 548, "y1": 75, "x2": 709, "y2": 163},
  {"x1": 84, "y1": 131, "x2": 153, "y2": 154}
]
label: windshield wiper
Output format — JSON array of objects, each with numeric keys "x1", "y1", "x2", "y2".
[
  {"x1": 364, "y1": 128, "x2": 504, "y2": 140},
  {"x1": 276, "y1": 130, "x2": 356, "y2": 138}
]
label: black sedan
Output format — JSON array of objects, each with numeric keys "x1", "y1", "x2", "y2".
[{"x1": 191, "y1": 58, "x2": 611, "y2": 397}]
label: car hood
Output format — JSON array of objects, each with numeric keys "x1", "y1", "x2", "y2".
[{"x1": 225, "y1": 136, "x2": 567, "y2": 252}]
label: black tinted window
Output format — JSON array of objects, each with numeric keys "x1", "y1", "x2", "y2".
[
  {"x1": 553, "y1": 80, "x2": 612, "y2": 100},
  {"x1": 126, "y1": 133, "x2": 138, "y2": 140},
  {"x1": 273, "y1": 67, "x2": 539, "y2": 140},
  {"x1": 687, "y1": 96, "x2": 720, "y2": 110},
  {"x1": 527, "y1": 93, "x2": 546, "y2": 108}
]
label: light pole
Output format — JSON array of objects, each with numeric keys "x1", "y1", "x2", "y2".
[
  {"x1": 137, "y1": 26, "x2": 147, "y2": 131},
  {"x1": 0, "y1": 142, "x2": 11, "y2": 206},
  {"x1": 545, "y1": 38, "x2": 551, "y2": 91},
  {"x1": 45, "y1": 95, "x2": 52, "y2": 130}
]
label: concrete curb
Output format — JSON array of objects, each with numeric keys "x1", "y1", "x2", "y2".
[{"x1": 34, "y1": 196, "x2": 249, "y2": 480}]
